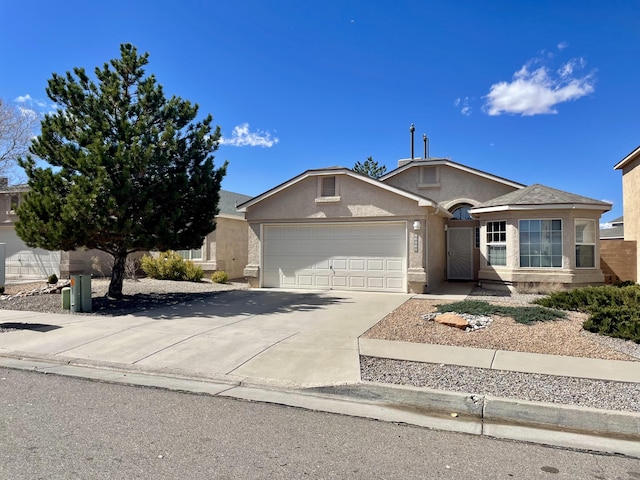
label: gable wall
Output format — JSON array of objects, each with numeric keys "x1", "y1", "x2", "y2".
[
  {"x1": 621, "y1": 157, "x2": 640, "y2": 279},
  {"x1": 382, "y1": 164, "x2": 519, "y2": 206},
  {"x1": 245, "y1": 174, "x2": 426, "y2": 221}
]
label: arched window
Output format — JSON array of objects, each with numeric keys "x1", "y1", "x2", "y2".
[{"x1": 450, "y1": 203, "x2": 473, "y2": 220}]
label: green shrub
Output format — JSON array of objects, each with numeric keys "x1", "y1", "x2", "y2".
[
  {"x1": 211, "y1": 271, "x2": 228, "y2": 284},
  {"x1": 0, "y1": 285, "x2": 4, "y2": 295},
  {"x1": 534, "y1": 284, "x2": 640, "y2": 342},
  {"x1": 47, "y1": 273, "x2": 58, "y2": 284},
  {"x1": 583, "y1": 305, "x2": 640, "y2": 343},
  {"x1": 140, "y1": 251, "x2": 204, "y2": 282},
  {"x1": 436, "y1": 300, "x2": 564, "y2": 325},
  {"x1": 534, "y1": 284, "x2": 640, "y2": 312}
]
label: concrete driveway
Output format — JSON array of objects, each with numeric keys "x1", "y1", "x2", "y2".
[{"x1": 0, "y1": 289, "x2": 410, "y2": 387}]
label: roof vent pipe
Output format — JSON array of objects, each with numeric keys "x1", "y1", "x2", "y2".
[
  {"x1": 409, "y1": 123, "x2": 415, "y2": 159},
  {"x1": 423, "y1": 134, "x2": 429, "y2": 159}
]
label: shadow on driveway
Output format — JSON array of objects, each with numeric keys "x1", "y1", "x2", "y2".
[{"x1": 124, "y1": 289, "x2": 351, "y2": 320}]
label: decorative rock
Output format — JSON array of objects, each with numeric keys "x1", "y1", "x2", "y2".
[
  {"x1": 423, "y1": 312, "x2": 493, "y2": 332},
  {"x1": 435, "y1": 313, "x2": 469, "y2": 330}
]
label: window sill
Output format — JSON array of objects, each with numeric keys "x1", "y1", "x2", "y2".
[{"x1": 315, "y1": 196, "x2": 341, "y2": 204}]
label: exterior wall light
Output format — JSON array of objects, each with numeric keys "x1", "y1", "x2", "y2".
[{"x1": 413, "y1": 220, "x2": 421, "y2": 231}]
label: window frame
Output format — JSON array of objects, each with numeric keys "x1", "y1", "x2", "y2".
[
  {"x1": 575, "y1": 218, "x2": 596, "y2": 269},
  {"x1": 518, "y1": 219, "x2": 563, "y2": 269},
  {"x1": 486, "y1": 220, "x2": 507, "y2": 266},
  {"x1": 177, "y1": 248, "x2": 203, "y2": 261}
]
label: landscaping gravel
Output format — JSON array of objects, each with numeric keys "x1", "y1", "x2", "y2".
[
  {"x1": 360, "y1": 356, "x2": 640, "y2": 413},
  {"x1": 0, "y1": 278, "x2": 247, "y2": 316}
]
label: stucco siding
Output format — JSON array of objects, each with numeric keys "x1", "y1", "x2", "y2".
[
  {"x1": 244, "y1": 174, "x2": 426, "y2": 222},
  {"x1": 621, "y1": 156, "x2": 640, "y2": 279},
  {"x1": 382, "y1": 164, "x2": 519, "y2": 205},
  {"x1": 211, "y1": 216, "x2": 248, "y2": 279},
  {"x1": 427, "y1": 214, "x2": 447, "y2": 290}
]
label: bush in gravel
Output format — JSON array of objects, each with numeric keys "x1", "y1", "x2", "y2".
[
  {"x1": 140, "y1": 251, "x2": 204, "y2": 282},
  {"x1": 534, "y1": 284, "x2": 640, "y2": 312},
  {"x1": 47, "y1": 273, "x2": 58, "y2": 284},
  {"x1": 436, "y1": 300, "x2": 565, "y2": 325},
  {"x1": 0, "y1": 286, "x2": 4, "y2": 295},
  {"x1": 535, "y1": 284, "x2": 640, "y2": 343},
  {"x1": 211, "y1": 270, "x2": 228, "y2": 284}
]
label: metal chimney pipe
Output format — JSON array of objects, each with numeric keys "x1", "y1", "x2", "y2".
[
  {"x1": 410, "y1": 123, "x2": 415, "y2": 159},
  {"x1": 423, "y1": 134, "x2": 429, "y2": 159}
]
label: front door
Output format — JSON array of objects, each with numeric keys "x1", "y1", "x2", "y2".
[{"x1": 447, "y1": 227, "x2": 473, "y2": 280}]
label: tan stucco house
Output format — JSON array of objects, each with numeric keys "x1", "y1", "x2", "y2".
[
  {"x1": 613, "y1": 145, "x2": 640, "y2": 282},
  {"x1": 238, "y1": 157, "x2": 611, "y2": 293},
  {"x1": 0, "y1": 178, "x2": 249, "y2": 280}
]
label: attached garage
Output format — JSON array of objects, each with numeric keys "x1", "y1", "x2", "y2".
[
  {"x1": 262, "y1": 222, "x2": 407, "y2": 292},
  {"x1": 0, "y1": 227, "x2": 60, "y2": 278}
]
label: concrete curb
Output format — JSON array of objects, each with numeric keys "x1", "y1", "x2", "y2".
[{"x1": 1, "y1": 354, "x2": 639, "y2": 458}]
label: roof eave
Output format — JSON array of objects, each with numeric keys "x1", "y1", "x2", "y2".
[
  {"x1": 470, "y1": 203, "x2": 612, "y2": 214},
  {"x1": 614, "y1": 145, "x2": 640, "y2": 170}
]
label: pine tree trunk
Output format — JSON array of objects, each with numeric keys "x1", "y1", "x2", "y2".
[{"x1": 108, "y1": 252, "x2": 127, "y2": 299}]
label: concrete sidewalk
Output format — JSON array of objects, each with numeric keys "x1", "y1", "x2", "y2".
[{"x1": 1, "y1": 287, "x2": 640, "y2": 458}]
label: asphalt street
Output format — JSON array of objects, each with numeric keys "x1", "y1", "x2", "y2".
[{"x1": 2, "y1": 368, "x2": 638, "y2": 480}]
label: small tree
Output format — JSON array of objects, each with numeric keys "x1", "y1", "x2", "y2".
[
  {"x1": 353, "y1": 156, "x2": 386, "y2": 179},
  {"x1": 16, "y1": 44, "x2": 227, "y2": 298},
  {"x1": 0, "y1": 98, "x2": 38, "y2": 181}
]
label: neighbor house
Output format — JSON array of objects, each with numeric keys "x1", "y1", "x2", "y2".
[
  {"x1": 612, "y1": 145, "x2": 640, "y2": 282},
  {"x1": 238, "y1": 157, "x2": 611, "y2": 293},
  {"x1": 0, "y1": 178, "x2": 249, "y2": 280}
]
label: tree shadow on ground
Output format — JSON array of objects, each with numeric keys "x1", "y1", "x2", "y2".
[{"x1": 93, "y1": 290, "x2": 350, "y2": 319}]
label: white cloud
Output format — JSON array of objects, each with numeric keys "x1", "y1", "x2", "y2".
[
  {"x1": 483, "y1": 54, "x2": 596, "y2": 116},
  {"x1": 454, "y1": 96, "x2": 472, "y2": 116},
  {"x1": 557, "y1": 41, "x2": 569, "y2": 50},
  {"x1": 600, "y1": 222, "x2": 613, "y2": 230},
  {"x1": 220, "y1": 123, "x2": 279, "y2": 147},
  {"x1": 13, "y1": 94, "x2": 58, "y2": 116}
]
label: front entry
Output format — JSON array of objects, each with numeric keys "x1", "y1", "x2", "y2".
[{"x1": 447, "y1": 227, "x2": 473, "y2": 280}]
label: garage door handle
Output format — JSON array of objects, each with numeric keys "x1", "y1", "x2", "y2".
[{"x1": 447, "y1": 250, "x2": 453, "y2": 257}]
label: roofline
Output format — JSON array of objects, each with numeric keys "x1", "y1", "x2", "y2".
[
  {"x1": 470, "y1": 203, "x2": 612, "y2": 214},
  {"x1": 237, "y1": 167, "x2": 447, "y2": 214},
  {"x1": 614, "y1": 145, "x2": 640, "y2": 170},
  {"x1": 379, "y1": 158, "x2": 526, "y2": 189}
]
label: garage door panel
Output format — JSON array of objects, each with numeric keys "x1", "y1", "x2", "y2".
[
  {"x1": 263, "y1": 223, "x2": 406, "y2": 292},
  {"x1": 0, "y1": 228, "x2": 60, "y2": 278}
]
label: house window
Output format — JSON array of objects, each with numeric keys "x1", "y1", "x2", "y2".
[
  {"x1": 519, "y1": 219, "x2": 562, "y2": 268},
  {"x1": 451, "y1": 203, "x2": 473, "y2": 220},
  {"x1": 321, "y1": 176, "x2": 336, "y2": 197},
  {"x1": 9, "y1": 194, "x2": 20, "y2": 212},
  {"x1": 177, "y1": 248, "x2": 203, "y2": 261},
  {"x1": 575, "y1": 219, "x2": 596, "y2": 268},
  {"x1": 486, "y1": 221, "x2": 506, "y2": 266}
]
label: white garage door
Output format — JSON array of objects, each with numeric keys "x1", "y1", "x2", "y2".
[
  {"x1": 263, "y1": 223, "x2": 407, "y2": 292},
  {"x1": 0, "y1": 227, "x2": 60, "y2": 278}
]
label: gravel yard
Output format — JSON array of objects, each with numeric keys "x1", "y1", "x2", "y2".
[
  {"x1": 0, "y1": 278, "x2": 247, "y2": 317},
  {"x1": 361, "y1": 289, "x2": 640, "y2": 413}
]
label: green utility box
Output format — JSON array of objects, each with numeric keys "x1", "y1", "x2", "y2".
[{"x1": 70, "y1": 275, "x2": 92, "y2": 313}]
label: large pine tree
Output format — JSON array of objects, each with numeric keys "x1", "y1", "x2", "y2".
[{"x1": 16, "y1": 44, "x2": 227, "y2": 298}]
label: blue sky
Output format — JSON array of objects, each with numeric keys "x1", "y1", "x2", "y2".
[{"x1": 1, "y1": 0, "x2": 638, "y2": 224}]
